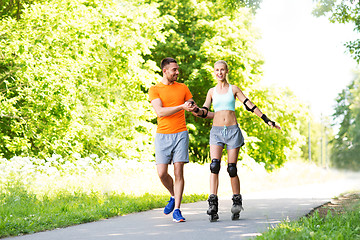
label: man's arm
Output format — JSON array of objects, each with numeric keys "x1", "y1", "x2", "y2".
[{"x1": 151, "y1": 98, "x2": 196, "y2": 118}]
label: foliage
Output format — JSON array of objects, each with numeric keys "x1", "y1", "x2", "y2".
[
  {"x1": 145, "y1": 0, "x2": 305, "y2": 168},
  {"x1": 0, "y1": 0, "x2": 164, "y2": 160},
  {"x1": 330, "y1": 71, "x2": 360, "y2": 170},
  {"x1": 207, "y1": 0, "x2": 263, "y2": 13},
  {"x1": 0, "y1": 0, "x2": 43, "y2": 20},
  {"x1": 238, "y1": 0, "x2": 263, "y2": 11},
  {"x1": 300, "y1": 117, "x2": 320, "y2": 164},
  {"x1": 143, "y1": 0, "x2": 264, "y2": 164},
  {"x1": 312, "y1": 0, "x2": 360, "y2": 169},
  {"x1": 0, "y1": 0, "x2": 308, "y2": 169},
  {"x1": 312, "y1": 0, "x2": 360, "y2": 62},
  {"x1": 299, "y1": 114, "x2": 333, "y2": 167},
  {"x1": 240, "y1": 86, "x2": 307, "y2": 170}
]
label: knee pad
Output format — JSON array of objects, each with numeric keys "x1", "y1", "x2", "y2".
[
  {"x1": 227, "y1": 163, "x2": 237, "y2": 178},
  {"x1": 210, "y1": 159, "x2": 220, "y2": 174}
]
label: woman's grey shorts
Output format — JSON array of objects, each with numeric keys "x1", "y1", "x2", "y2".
[
  {"x1": 210, "y1": 124, "x2": 244, "y2": 150},
  {"x1": 155, "y1": 131, "x2": 189, "y2": 164}
]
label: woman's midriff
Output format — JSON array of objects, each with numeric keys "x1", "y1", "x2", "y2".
[{"x1": 212, "y1": 110, "x2": 237, "y2": 126}]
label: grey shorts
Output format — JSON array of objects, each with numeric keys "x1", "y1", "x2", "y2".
[
  {"x1": 210, "y1": 125, "x2": 245, "y2": 150},
  {"x1": 155, "y1": 131, "x2": 189, "y2": 164}
]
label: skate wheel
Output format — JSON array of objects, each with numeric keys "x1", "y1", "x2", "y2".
[
  {"x1": 209, "y1": 213, "x2": 219, "y2": 222},
  {"x1": 231, "y1": 213, "x2": 240, "y2": 220}
]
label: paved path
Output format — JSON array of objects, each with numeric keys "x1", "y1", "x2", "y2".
[{"x1": 5, "y1": 176, "x2": 360, "y2": 240}]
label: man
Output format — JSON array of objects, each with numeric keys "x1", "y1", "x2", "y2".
[{"x1": 149, "y1": 57, "x2": 196, "y2": 222}]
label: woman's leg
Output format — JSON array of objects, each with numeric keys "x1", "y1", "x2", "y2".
[
  {"x1": 227, "y1": 147, "x2": 240, "y2": 194},
  {"x1": 207, "y1": 144, "x2": 223, "y2": 221},
  {"x1": 209, "y1": 145, "x2": 223, "y2": 195}
]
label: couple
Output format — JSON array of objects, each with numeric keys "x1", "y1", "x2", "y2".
[{"x1": 149, "y1": 57, "x2": 281, "y2": 223}]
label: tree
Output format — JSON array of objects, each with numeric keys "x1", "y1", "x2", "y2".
[
  {"x1": 300, "y1": 115, "x2": 328, "y2": 165},
  {"x1": 312, "y1": 0, "x2": 360, "y2": 62},
  {"x1": 148, "y1": 0, "x2": 264, "y2": 164},
  {"x1": 212, "y1": 0, "x2": 263, "y2": 12},
  {"x1": 240, "y1": 86, "x2": 307, "y2": 170},
  {"x1": 1, "y1": 0, "x2": 307, "y2": 170},
  {"x1": 0, "y1": 0, "x2": 45, "y2": 20},
  {"x1": 145, "y1": 0, "x2": 307, "y2": 169},
  {"x1": 330, "y1": 71, "x2": 360, "y2": 170},
  {"x1": 0, "y1": 0, "x2": 165, "y2": 160}
]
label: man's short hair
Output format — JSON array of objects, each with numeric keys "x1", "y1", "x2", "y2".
[{"x1": 161, "y1": 57, "x2": 177, "y2": 70}]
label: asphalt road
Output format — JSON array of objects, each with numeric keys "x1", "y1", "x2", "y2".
[{"x1": 5, "y1": 176, "x2": 360, "y2": 240}]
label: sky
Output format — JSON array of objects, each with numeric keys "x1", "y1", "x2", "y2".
[{"x1": 253, "y1": 0, "x2": 358, "y2": 119}]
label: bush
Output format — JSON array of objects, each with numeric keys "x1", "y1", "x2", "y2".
[{"x1": 0, "y1": 0, "x2": 164, "y2": 160}]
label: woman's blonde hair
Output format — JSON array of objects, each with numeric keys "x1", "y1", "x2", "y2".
[{"x1": 214, "y1": 60, "x2": 229, "y2": 71}]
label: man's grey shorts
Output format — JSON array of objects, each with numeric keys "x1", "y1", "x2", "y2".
[
  {"x1": 210, "y1": 124, "x2": 245, "y2": 150},
  {"x1": 155, "y1": 130, "x2": 189, "y2": 164}
]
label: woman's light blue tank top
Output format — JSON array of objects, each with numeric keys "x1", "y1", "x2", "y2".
[{"x1": 212, "y1": 84, "x2": 235, "y2": 112}]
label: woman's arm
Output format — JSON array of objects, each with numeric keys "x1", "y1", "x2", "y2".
[
  {"x1": 191, "y1": 88, "x2": 214, "y2": 119},
  {"x1": 233, "y1": 85, "x2": 281, "y2": 130}
]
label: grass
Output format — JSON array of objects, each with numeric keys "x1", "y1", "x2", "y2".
[
  {"x1": 0, "y1": 183, "x2": 206, "y2": 238},
  {"x1": 255, "y1": 193, "x2": 360, "y2": 240},
  {"x1": 0, "y1": 155, "x2": 208, "y2": 238}
]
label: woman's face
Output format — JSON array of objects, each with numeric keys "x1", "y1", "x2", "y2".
[{"x1": 214, "y1": 63, "x2": 228, "y2": 82}]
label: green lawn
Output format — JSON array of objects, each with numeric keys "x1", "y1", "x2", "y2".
[{"x1": 0, "y1": 183, "x2": 206, "y2": 238}]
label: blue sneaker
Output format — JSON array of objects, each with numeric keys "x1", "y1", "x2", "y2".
[
  {"x1": 164, "y1": 197, "x2": 175, "y2": 215},
  {"x1": 173, "y1": 209, "x2": 185, "y2": 222}
]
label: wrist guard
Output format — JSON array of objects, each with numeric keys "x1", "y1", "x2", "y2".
[
  {"x1": 261, "y1": 114, "x2": 275, "y2": 126},
  {"x1": 199, "y1": 106, "x2": 209, "y2": 118}
]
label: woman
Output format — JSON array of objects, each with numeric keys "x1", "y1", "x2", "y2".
[{"x1": 193, "y1": 60, "x2": 281, "y2": 221}]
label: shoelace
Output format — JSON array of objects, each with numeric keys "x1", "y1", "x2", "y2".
[{"x1": 221, "y1": 126, "x2": 228, "y2": 137}]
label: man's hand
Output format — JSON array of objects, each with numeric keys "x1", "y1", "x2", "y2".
[{"x1": 184, "y1": 101, "x2": 198, "y2": 112}]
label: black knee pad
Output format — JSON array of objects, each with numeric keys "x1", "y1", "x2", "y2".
[
  {"x1": 227, "y1": 163, "x2": 237, "y2": 178},
  {"x1": 210, "y1": 159, "x2": 220, "y2": 174}
]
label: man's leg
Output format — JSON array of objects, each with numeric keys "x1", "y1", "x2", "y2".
[
  {"x1": 173, "y1": 162, "x2": 185, "y2": 209},
  {"x1": 157, "y1": 163, "x2": 175, "y2": 196}
]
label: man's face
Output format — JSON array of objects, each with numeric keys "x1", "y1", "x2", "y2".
[{"x1": 163, "y1": 62, "x2": 179, "y2": 82}]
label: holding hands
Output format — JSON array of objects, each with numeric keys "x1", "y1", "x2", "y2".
[
  {"x1": 185, "y1": 100, "x2": 212, "y2": 119},
  {"x1": 183, "y1": 100, "x2": 198, "y2": 112}
]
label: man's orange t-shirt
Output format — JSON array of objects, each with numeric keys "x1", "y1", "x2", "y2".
[{"x1": 149, "y1": 82, "x2": 193, "y2": 134}]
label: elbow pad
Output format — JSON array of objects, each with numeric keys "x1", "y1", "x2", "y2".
[{"x1": 243, "y1": 99, "x2": 257, "y2": 112}]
